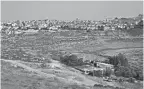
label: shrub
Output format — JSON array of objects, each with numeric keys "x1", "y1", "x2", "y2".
[
  {"x1": 60, "y1": 54, "x2": 85, "y2": 66},
  {"x1": 134, "y1": 71, "x2": 143, "y2": 80},
  {"x1": 114, "y1": 66, "x2": 137, "y2": 78},
  {"x1": 127, "y1": 77, "x2": 135, "y2": 83},
  {"x1": 108, "y1": 53, "x2": 143, "y2": 80},
  {"x1": 114, "y1": 65, "x2": 143, "y2": 81}
]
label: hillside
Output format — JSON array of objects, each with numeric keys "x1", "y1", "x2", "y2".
[{"x1": 1, "y1": 29, "x2": 143, "y2": 89}]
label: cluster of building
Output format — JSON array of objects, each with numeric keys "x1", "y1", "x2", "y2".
[
  {"x1": 76, "y1": 59, "x2": 138, "y2": 83},
  {"x1": 1, "y1": 14, "x2": 143, "y2": 35},
  {"x1": 76, "y1": 60, "x2": 114, "y2": 77}
]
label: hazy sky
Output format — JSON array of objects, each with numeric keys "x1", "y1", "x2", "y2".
[{"x1": 1, "y1": 1, "x2": 143, "y2": 21}]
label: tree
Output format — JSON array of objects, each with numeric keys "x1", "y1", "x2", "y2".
[
  {"x1": 60, "y1": 54, "x2": 84, "y2": 66},
  {"x1": 114, "y1": 66, "x2": 137, "y2": 78},
  {"x1": 108, "y1": 53, "x2": 129, "y2": 67},
  {"x1": 104, "y1": 67, "x2": 112, "y2": 77},
  {"x1": 115, "y1": 17, "x2": 118, "y2": 20}
]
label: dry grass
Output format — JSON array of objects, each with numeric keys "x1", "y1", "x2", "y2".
[{"x1": 1, "y1": 30, "x2": 143, "y2": 89}]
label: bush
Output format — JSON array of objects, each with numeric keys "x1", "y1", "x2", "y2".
[
  {"x1": 114, "y1": 65, "x2": 143, "y2": 80},
  {"x1": 60, "y1": 54, "x2": 85, "y2": 66},
  {"x1": 134, "y1": 71, "x2": 143, "y2": 80},
  {"x1": 114, "y1": 66, "x2": 139, "y2": 78},
  {"x1": 107, "y1": 53, "x2": 143, "y2": 80},
  {"x1": 127, "y1": 77, "x2": 135, "y2": 83}
]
